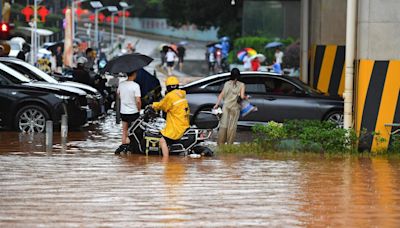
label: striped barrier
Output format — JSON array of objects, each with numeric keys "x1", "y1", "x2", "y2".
[
  {"x1": 310, "y1": 45, "x2": 345, "y2": 96},
  {"x1": 356, "y1": 60, "x2": 400, "y2": 152}
]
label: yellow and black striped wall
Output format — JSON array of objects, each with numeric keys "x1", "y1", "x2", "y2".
[
  {"x1": 309, "y1": 45, "x2": 345, "y2": 96},
  {"x1": 355, "y1": 60, "x2": 400, "y2": 152}
]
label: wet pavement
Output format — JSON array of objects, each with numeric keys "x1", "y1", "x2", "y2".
[{"x1": 1, "y1": 115, "x2": 400, "y2": 227}]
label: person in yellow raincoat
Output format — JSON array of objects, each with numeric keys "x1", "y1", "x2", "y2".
[{"x1": 152, "y1": 76, "x2": 190, "y2": 158}]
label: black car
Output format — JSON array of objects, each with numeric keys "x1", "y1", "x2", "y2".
[
  {"x1": 181, "y1": 72, "x2": 344, "y2": 127},
  {"x1": 0, "y1": 57, "x2": 106, "y2": 120},
  {"x1": 0, "y1": 63, "x2": 89, "y2": 132}
]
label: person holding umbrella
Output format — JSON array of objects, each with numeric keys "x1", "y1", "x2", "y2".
[{"x1": 102, "y1": 53, "x2": 153, "y2": 154}]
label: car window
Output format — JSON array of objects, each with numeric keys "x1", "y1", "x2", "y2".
[
  {"x1": 0, "y1": 73, "x2": 9, "y2": 85},
  {"x1": 240, "y1": 77, "x2": 267, "y2": 94},
  {"x1": 2, "y1": 62, "x2": 43, "y2": 81},
  {"x1": 265, "y1": 78, "x2": 297, "y2": 95},
  {"x1": 205, "y1": 79, "x2": 227, "y2": 92},
  {"x1": 0, "y1": 69, "x2": 26, "y2": 84}
]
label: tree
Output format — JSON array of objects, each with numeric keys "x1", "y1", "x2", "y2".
[{"x1": 163, "y1": 0, "x2": 243, "y2": 39}]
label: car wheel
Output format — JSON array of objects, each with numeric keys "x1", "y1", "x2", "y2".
[
  {"x1": 15, "y1": 105, "x2": 50, "y2": 133},
  {"x1": 324, "y1": 111, "x2": 344, "y2": 127}
]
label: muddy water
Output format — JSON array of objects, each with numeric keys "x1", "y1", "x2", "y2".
[{"x1": 1, "y1": 116, "x2": 400, "y2": 227}]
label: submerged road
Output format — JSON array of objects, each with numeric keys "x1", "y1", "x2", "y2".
[{"x1": 1, "y1": 115, "x2": 400, "y2": 227}]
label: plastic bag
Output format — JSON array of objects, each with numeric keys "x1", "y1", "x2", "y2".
[{"x1": 240, "y1": 100, "x2": 258, "y2": 117}]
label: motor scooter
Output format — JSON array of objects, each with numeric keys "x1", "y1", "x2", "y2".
[{"x1": 115, "y1": 106, "x2": 219, "y2": 156}]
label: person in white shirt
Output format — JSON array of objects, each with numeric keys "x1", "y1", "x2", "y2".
[
  {"x1": 165, "y1": 49, "x2": 177, "y2": 75},
  {"x1": 243, "y1": 55, "x2": 251, "y2": 71},
  {"x1": 117, "y1": 71, "x2": 141, "y2": 146},
  {"x1": 275, "y1": 48, "x2": 284, "y2": 64}
]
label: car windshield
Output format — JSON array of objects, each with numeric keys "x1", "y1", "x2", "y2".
[
  {"x1": 5, "y1": 60, "x2": 58, "y2": 83},
  {"x1": 0, "y1": 63, "x2": 31, "y2": 83},
  {"x1": 291, "y1": 77, "x2": 323, "y2": 94}
]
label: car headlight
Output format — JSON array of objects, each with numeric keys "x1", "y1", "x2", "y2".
[{"x1": 55, "y1": 94, "x2": 71, "y2": 100}]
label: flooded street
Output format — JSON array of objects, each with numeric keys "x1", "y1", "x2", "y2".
[{"x1": 1, "y1": 115, "x2": 400, "y2": 227}]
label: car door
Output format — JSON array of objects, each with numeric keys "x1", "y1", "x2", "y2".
[
  {"x1": 263, "y1": 77, "x2": 320, "y2": 122},
  {"x1": 239, "y1": 76, "x2": 271, "y2": 123}
]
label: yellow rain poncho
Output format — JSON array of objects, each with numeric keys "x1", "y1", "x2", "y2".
[{"x1": 152, "y1": 89, "x2": 190, "y2": 140}]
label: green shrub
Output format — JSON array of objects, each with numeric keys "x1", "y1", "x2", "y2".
[
  {"x1": 389, "y1": 134, "x2": 400, "y2": 153},
  {"x1": 251, "y1": 120, "x2": 358, "y2": 153}
]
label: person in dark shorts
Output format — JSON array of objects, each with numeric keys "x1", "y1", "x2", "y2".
[
  {"x1": 115, "y1": 70, "x2": 141, "y2": 153},
  {"x1": 177, "y1": 45, "x2": 185, "y2": 71}
]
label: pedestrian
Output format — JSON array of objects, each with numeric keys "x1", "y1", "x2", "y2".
[
  {"x1": 115, "y1": 70, "x2": 142, "y2": 153},
  {"x1": 165, "y1": 48, "x2": 177, "y2": 75},
  {"x1": 160, "y1": 45, "x2": 168, "y2": 69},
  {"x1": 242, "y1": 55, "x2": 251, "y2": 71},
  {"x1": 251, "y1": 57, "x2": 261, "y2": 71},
  {"x1": 206, "y1": 46, "x2": 216, "y2": 75},
  {"x1": 84, "y1": 48, "x2": 96, "y2": 72},
  {"x1": 55, "y1": 46, "x2": 63, "y2": 73},
  {"x1": 72, "y1": 57, "x2": 91, "y2": 85},
  {"x1": 275, "y1": 47, "x2": 284, "y2": 64},
  {"x1": 272, "y1": 60, "x2": 283, "y2": 75},
  {"x1": 215, "y1": 47, "x2": 222, "y2": 72},
  {"x1": 213, "y1": 68, "x2": 247, "y2": 145},
  {"x1": 152, "y1": 76, "x2": 190, "y2": 159},
  {"x1": 177, "y1": 45, "x2": 186, "y2": 71}
]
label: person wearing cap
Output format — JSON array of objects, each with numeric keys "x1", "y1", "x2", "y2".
[
  {"x1": 152, "y1": 76, "x2": 190, "y2": 158},
  {"x1": 72, "y1": 56, "x2": 91, "y2": 85},
  {"x1": 213, "y1": 68, "x2": 247, "y2": 145}
]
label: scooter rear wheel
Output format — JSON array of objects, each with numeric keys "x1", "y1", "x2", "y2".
[{"x1": 192, "y1": 146, "x2": 214, "y2": 157}]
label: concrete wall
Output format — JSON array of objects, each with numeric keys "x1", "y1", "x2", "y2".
[
  {"x1": 116, "y1": 17, "x2": 218, "y2": 42},
  {"x1": 357, "y1": 0, "x2": 400, "y2": 60},
  {"x1": 309, "y1": 0, "x2": 347, "y2": 45}
]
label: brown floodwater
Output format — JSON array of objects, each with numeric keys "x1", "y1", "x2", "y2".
[{"x1": 1, "y1": 115, "x2": 400, "y2": 227}]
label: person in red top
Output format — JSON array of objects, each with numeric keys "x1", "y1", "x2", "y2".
[{"x1": 251, "y1": 57, "x2": 261, "y2": 71}]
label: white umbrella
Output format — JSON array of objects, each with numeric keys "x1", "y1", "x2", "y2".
[{"x1": 250, "y1": 53, "x2": 266, "y2": 62}]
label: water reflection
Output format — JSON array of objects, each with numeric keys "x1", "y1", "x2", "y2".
[{"x1": 1, "y1": 116, "x2": 400, "y2": 226}]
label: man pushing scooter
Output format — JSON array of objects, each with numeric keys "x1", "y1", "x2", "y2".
[{"x1": 151, "y1": 76, "x2": 190, "y2": 159}]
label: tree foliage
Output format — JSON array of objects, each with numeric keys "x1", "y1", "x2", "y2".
[{"x1": 162, "y1": 0, "x2": 243, "y2": 38}]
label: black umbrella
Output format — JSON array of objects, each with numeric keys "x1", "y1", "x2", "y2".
[{"x1": 102, "y1": 53, "x2": 153, "y2": 74}]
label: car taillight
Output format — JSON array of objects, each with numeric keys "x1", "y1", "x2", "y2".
[{"x1": 1, "y1": 23, "x2": 9, "y2": 32}]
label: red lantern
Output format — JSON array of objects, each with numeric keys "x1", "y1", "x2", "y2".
[
  {"x1": 38, "y1": 6, "x2": 49, "y2": 22},
  {"x1": 21, "y1": 6, "x2": 34, "y2": 22},
  {"x1": 98, "y1": 13, "x2": 105, "y2": 23},
  {"x1": 89, "y1": 14, "x2": 95, "y2": 22},
  {"x1": 125, "y1": 11, "x2": 130, "y2": 17},
  {"x1": 106, "y1": 16, "x2": 112, "y2": 23},
  {"x1": 117, "y1": 11, "x2": 123, "y2": 17},
  {"x1": 113, "y1": 16, "x2": 119, "y2": 24},
  {"x1": 62, "y1": 7, "x2": 67, "y2": 14},
  {"x1": 76, "y1": 7, "x2": 84, "y2": 19}
]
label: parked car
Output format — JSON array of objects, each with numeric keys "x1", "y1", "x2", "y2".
[
  {"x1": 0, "y1": 57, "x2": 106, "y2": 120},
  {"x1": 181, "y1": 71, "x2": 344, "y2": 127},
  {"x1": 0, "y1": 63, "x2": 89, "y2": 132}
]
